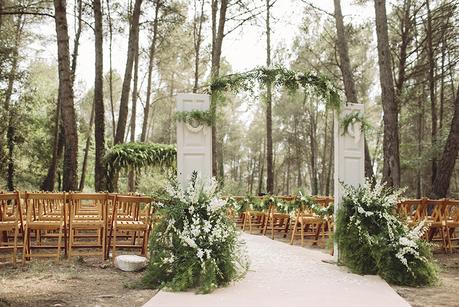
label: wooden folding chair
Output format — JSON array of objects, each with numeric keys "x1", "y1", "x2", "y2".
[
  {"x1": 0, "y1": 192, "x2": 23, "y2": 264},
  {"x1": 397, "y1": 198, "x2": 427, "y2": 227},
  {"x1": 22, "y1": 192, "x2": 65, "y2": 261},
  {"x1": 426, "y1": 199, "x2": 448, "y2": 253},
  {"x1": 262, "y1": 196, "x2": 293, "y2": 239},
  {"x1": 289, "y1": 196, "x2": 332, "y2": 247},
  {"x1": 242, "y1": 203, "x2": 268, "y2": 234},
  {"x1": 108, "y1": 195, "x2": 154, "y2": 261},
  {"x1": 68, "y1": 193, "x2": 107, "y2": 259},
  {"x1": 444, "y1": 199, "x2": 459, "y2": 253}
]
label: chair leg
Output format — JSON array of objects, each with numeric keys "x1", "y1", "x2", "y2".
[
  {"x1": 57, "y1": 226, "x2": 63, "y2": 262},
  {"x1": 112, "y1": 226, "x2": 117, "y2": 262},
  {"x1": 101, "y1": 226, "x2": 106, "y2": 260},
  {"x1": 22, "y1": 226, "x2": 29, "y2": 263},
  {"x1": 300, "y1": 223, "x2": 305, "y2": 247},
  {"x1": 13, "y1": 225, "x2": 18, "y2": 265},
  {"x1": 290, "y1": 222, "x2": 296, "y2": 245},
  {"x1": 68, "y1": 227, "x2": 73, "y2": 259}
]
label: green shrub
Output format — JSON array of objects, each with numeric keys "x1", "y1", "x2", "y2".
[
  {"x1": 335, "y1": 181, "x2": 439, "y2": 286},
  {"x1": 142, "y1": 174, "x2": 249, "y2": 294}
]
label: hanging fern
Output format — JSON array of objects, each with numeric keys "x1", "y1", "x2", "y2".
[{"x1": 104, "y1": 142, "x2": 177, "y2": 175}]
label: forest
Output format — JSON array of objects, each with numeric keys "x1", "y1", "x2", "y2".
[{"x1": 0, "y1": 0, "x2": 458, "y2": 199}]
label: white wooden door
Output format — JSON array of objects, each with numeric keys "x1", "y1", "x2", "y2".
[
  {"x1": 333, "y1": 103, "x2": 365, "y2": 258},
  {"x1": 176, "y1": 93, "x2": 212, "y2": 186}
]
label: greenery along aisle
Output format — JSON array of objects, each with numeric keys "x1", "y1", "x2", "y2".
[
  {"x1": 143, "y1": 174, "x2": 249, "y2": 294},
  {"x1": 335, "y1": 181, "x2": 439, "y2": 286}
]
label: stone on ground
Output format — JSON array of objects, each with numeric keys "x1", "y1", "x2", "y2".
[
  {"x1": 143, "y1": 233, "x2": 410, "y2": 307},
  {"x1": 115, "y1": 255, "x2": 147, "y2": 272}
]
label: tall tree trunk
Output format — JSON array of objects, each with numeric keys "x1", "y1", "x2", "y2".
[
  {"x1": 426, "y1": 0, "x2": 437, "y2": 184},
  {"x1": 79, "y1": 104, "x2": 95, "y2": 191},
  {"x1": 334, "y1": 0, "x2": 374, "y2": 180},
  {"x1": 94, "y1": 0, "x2": 106, "y2": 191},
  {"x1": 3, "y1": 14, "x2": 23, "y2": 191},
  {"x1": 128, "y1": 45, "x2": 140, "y2": 192},
  {"x1": 70, "y1": 0, "x2": 82, "y2": 82},
  {"x1": 257, "y1": 141, "x2": 265, "y2": 195},
  {"x1": 40, "y1": 99, "x2": 63, "y2": 191},
  {"x1": 140, "y1": 0, "x2": 160, "y2": 142},
  {"x1": 106, "y1": 0, "x2": 116, "y2": 141},
  {"x1": 54, "y1": 0, "x2": 79, "y2": 191},
  {"x1": 431, "y1": 86, "x2": 459, "y2": 198},
  {"x1": 114, "y1": 0, "x2": 143, "y2": 144},
  {"x1": 193, "y1": 0, "x2": 205, "y2": 93},
  {"x1": 265, "y1": 0, "x2": 274, "y2": 194},
  {"x1": 210, "y1": 0, "x2": 228, "y2": 176},
  {"x1": 374, "y1": 0, "x2": 401, "y2": 188}
]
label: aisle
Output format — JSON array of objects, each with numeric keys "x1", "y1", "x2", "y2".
[{"x1": 143, "y1": 233, "x2": 410, "y2": 307}]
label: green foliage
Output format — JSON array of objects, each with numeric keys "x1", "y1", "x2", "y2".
[
  {"x1": 142, "y1": 175, "x2": 249, "y2": 294},
  {"x1": 340, "y1": 111, "x2": 371, "y2": 135},
  {"x1": 207, "y1": 65, "x2": 341, "y2": 110},
  {"x1": 335, "y1": 181, "x2": 439, "y2": 286},
  {"x1": 104, "y1": 142, "x2": 176, "y2": 174},
  {"x1": 175, "y1": 110, "x2": 212, "y2": 126}
]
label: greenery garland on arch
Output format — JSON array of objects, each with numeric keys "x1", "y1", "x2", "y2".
[
  {"x1": 205, "y1": 65, "x2": 341, "y2": 110},
  {"x1": 104, "y1": 142, "x2": 176, "y2": 191},
  {"x1": 175, "y1": 110, "x2": 212, "y2": 127}
]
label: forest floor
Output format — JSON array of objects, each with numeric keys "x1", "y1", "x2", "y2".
[
  {"x1": 393, "y1": 252, "x2": 459, "y2": 307},
  {"x1": 0, "y1": 257, "x2": 156, "y2": 307}
]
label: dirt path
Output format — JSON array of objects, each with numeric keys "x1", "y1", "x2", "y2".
[{"x1": 0, "y1": 258, "x2": 156, "y2": 307}]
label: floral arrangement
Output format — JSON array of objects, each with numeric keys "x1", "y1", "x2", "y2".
[
  {"x1": 335, "y1": 180, "x2": 438, "y2": 286},
  {"x1": 142, "y1": 174, "x2": 249, "y2": 294}
]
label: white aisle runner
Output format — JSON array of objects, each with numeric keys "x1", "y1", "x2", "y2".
[{"x1": 143, "y1": 233, "x2": 410, "y2": 307}]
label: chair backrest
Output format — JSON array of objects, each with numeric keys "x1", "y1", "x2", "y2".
[
  {"x1": 397, "y1": 198, "x2": 426, "y2": 222},
  {"x1": 425, "y1": 198, "x2": 447, "y2": 222},
  {"x1": 445, "y1": 199, "x2": 459, "y2": 223},
  {"x1": 23, "y1": 192, "x2": 66, "y2": 222},
  {"x1": 69, "y1": 193, "x2": 107, "y2": 222},
  {"x1": 0, "y1": 192, "x2": 22, "y2": 225},
  {"x1": 113, "y1": 194, "x2": 154, "y2": 223}
]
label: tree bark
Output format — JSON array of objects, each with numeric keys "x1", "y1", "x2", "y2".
[
  {"x1": 374, "y1": 0, "x2": 401, "y2": 187},
  {"x1": 70, "y1": 0, "x2": 82, "y2": 82},
  {"x1": 334, "y1": 0, "x2": 374, "y2": 180},
  {"x1": 425, "y1": 0, "x2": 437, "y2": 184},
  {"x1": 94, "y1": 0, "x2": 106, "y2": 191},
  {"x1": 193, "y1": 0, "x2": 205, "y2": 93},
  {"x1": 431, "y1": 86, "x2": 459, "y2": 198},
  {"x1": 128, "y1": 44, "x2": 140, "y2": 192},
  {"x1": 40, "y1": 99, "x2": 64, "y2": 191},
  {"x1": 79, "y1": 103, "x2": 94, "y2": 191},
  {"x1": 54, "y1": 0, "x2": 79, "y2": 191},
  {"x1": 210, "y1": 0, "x2": 228, "y2": 177},
  {"x1": 106, "y1": 0, "x2": 116, "y2": 141},
  {"x1": 265, "y1": 0, "x2": 274, "y2": 194},
  {"x1": 140, "y1": 0, "x2": 160, "y2": 142},
  {"x1": 114, "y1": 0, "x2": 143, "y2": 144},
  {"x1": 3, "y1": 14, "x2": 23, "y2": 191}
]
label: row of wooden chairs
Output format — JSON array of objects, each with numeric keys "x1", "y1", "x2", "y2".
[
  {"x1": 232, "y1": 196, "x2": 334, "y2": 249},
  {"x1": 397, "y1": 198, "x2": 459, "y2": 253},
  {"x1": 234, "y1": 196, "x2": 459, "y2": 254},
  {"x1": 0, "y1": 192, "x2": 154, "y2": 265}
]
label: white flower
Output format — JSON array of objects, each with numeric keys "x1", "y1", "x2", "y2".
[
  {"x1": 197, "y1": 249, "x2": 204, "y2": 260},
  {"x1": 209, "y1": 197, "x2": 226, "y2": 212}
]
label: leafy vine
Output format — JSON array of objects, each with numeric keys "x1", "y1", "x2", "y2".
[{"x1": 175, "y1": 110, "x2": 212, "y2": 127}]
